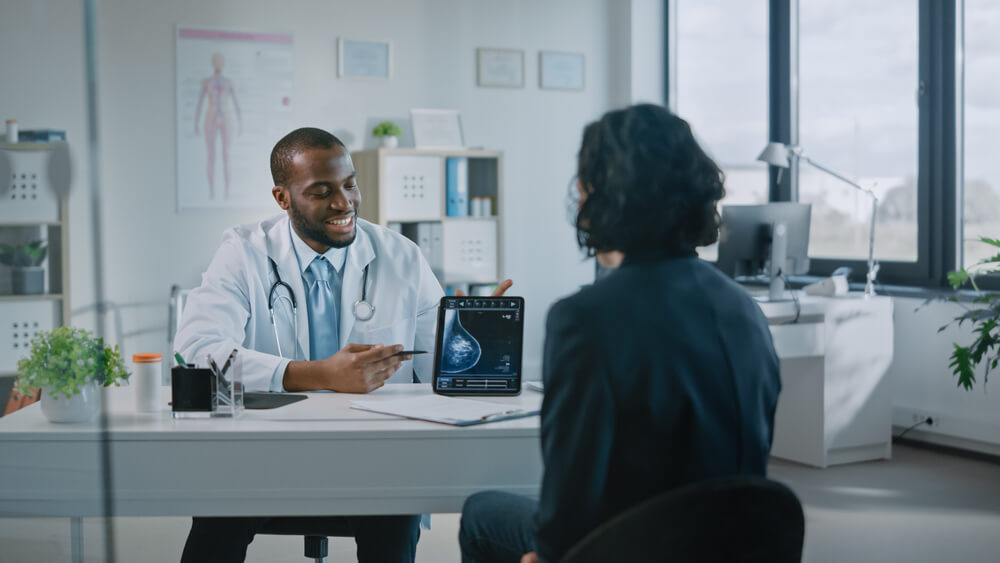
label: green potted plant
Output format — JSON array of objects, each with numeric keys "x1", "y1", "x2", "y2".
[
  {"x1": 0, "y1": 240, "x2": 47, "y2": 295},
  {"x1": 941, "y1": 236, "x2": 1000, "y2": 390},
  {"x1": 14, "y1": 326, "x2": 130, "y2": 423},
  {"x1": 372, "y1": 121, "x2": 402, "y2": 148}
]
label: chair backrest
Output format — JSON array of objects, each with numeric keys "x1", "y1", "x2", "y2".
[
  {"x1": 559, "y1": 475, "x2": 805, "y2": 563},
  {"x1": 168, "y1": 284, "x2": 190, "y2": 350}
]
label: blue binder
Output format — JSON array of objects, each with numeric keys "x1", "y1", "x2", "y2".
[{"x1": 446, "y1": 157, "x2": 468, "y2": 216}]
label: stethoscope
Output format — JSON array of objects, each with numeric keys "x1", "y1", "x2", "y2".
[{"x1": 267, "y1": 257, "x2": 375, "y2": 358}]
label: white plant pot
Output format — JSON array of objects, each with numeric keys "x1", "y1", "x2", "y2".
[
  {"x1": 379, "y1": 136, "x2": 399, "y2": 148},
  {"x1": 40, "y1": 380, "x2": 101, "y2": 423}
]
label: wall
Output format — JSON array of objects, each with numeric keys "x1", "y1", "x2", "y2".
[
  {"x1": 629, "y1": 0, "x2": 665, "y2": 105},
  {"x1": 889, "y1": 297, "x2": 1000, "y2": 455},
  {"x1": 2, "y1": 0, "x2": 623, "y2": 377}
]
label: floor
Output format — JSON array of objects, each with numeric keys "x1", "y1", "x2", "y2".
[{"x1": 1, "y1": 443, "x2": 998, "y2": 562}]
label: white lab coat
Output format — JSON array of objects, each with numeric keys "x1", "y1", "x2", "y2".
[{"x1": 174, "y1": 214, "x2": 444, "y2": 392}]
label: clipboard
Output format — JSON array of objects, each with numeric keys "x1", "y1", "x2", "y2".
[{"x1": 350, "y1": 394, "x2": 539, "y2": 426}]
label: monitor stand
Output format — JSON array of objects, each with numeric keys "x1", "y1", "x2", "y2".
[{"x1": 765, "y1": 222, "x2": 791, "y2": 302}]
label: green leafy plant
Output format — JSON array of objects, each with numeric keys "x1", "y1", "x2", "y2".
[
  {"x1": 371, "y1": 121, "x2": 402, "y2": 138},
  {"x1": 14, "y1": 326, "x2": 130, "y2": 399},
  {"x1": 0, "y1": 240, "x2": 47, "y2": 268},
  {"x1": 940, "y1": 236, "x2": 1000, "y2": 390}
]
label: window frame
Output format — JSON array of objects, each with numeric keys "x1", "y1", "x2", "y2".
[{"x1": 666, "y1": 0, "x2": 966, "y2": 290}]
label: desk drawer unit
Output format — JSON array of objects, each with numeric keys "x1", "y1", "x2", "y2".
[{"x1": 765, "y1": 296, "x2": 894, "y2": 468}]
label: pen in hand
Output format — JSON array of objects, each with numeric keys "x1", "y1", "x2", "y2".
[{"x1": 393, "y1": 350, "x2": 427, "y2": 358}]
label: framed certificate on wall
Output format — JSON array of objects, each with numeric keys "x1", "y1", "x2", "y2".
[
  {"x1": 539, "y1": 51, "x2": 585, "y2": 90},
  {"x1": 410, "y1": 109, "x2": 465, "y2": 150},
  {"x1": 339, "y1": 38, "x2": 392, "y2": 79},
  {"x1": 476, "y1": 48, "x2": 524, "y2": 88}
]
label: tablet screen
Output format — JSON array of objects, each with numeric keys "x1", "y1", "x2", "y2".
[{"x1": 433, "y1": 296, "x2": 524, "y2": 395}]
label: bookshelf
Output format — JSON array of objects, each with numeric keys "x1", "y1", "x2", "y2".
[
  {"x1": 0, "y1": 142, "x2": 71, "y2": 412},
  {"x1": 352, "y1": 148, "x2": 504, "y2": 293}
]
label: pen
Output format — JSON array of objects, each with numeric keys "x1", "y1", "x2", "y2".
[
  {"x1": 208, "y1": 354, "x2": 231, "y2": 404},
  {"x1": 220, "y1": 348, "x2": 238, "y2": 377},
  {"x1": 174, "y1": 352, "x2": 188, "y2": 367},
  {"x1": 207, "y1": 354, "x2": 220, "y2": 377},
  {"x1": 479, "y1": 409, "x2": 521, "y2": 421},
  {"x1": 393, "y1": 350, "x2": 427, "y2": 357}
]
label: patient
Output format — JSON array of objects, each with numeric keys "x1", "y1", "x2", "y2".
[{"x1": 459, "y1": 104, "x2": 781, "y2": 563}]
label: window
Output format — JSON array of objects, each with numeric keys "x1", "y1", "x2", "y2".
[
  {"x1": 667, "y1": 0, "x2": 961, "y2": 288},
  {"x1": 962, "y1": 0, "x2": 1000, "y2": 269},
  {"x1": 674, "y1": 0, "x2": 769, "y2": 260},
  {"x1": 798, "y1": 0, "x2": 919, "y2": 263}
]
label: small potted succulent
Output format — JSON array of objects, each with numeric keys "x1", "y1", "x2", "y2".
[
  {"x1": 0, "y1": 240, "x2": 47, "y2": 295},
  {"x1": 14, "y1": 326, "x2": 130, "y2": 423},
  {"x1": 372, "y1": 121, "x2": 402, "y2": 148}
]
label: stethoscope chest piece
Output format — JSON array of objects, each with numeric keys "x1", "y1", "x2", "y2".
[{"x1": 354, "y1": 300, "x2": 375, "y2": 321}]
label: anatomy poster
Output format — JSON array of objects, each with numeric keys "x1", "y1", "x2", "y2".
[{"x1": 176, "y1": 26, "x2": 294, "y2": 210}]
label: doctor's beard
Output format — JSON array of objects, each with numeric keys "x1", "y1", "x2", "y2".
[{"x1": 289, "y1": 202, "x2": 357, "y2": 250}]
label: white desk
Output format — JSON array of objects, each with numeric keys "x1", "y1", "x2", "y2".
[
  {"x1": 757, "y1": 292, "x2": 895, "y2": 468},
  {"x1": 0, "y1": 384, "x2": 543, "y2": 519}
]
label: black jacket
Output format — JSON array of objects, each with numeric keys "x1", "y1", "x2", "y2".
[{"x1": 534, "y1": 253, "x2": 781, "y2": 562}]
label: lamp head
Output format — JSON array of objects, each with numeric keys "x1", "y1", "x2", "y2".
[{"x1": 756, "y1": 142, "x2": 793, "y2": 168}]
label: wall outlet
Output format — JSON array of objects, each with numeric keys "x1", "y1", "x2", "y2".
[{"x1": 911, "y1": 412, "x2": 936, "y2": 426}]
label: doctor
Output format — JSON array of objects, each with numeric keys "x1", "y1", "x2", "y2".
[
  {"x1": 176, "y1": 127, "x2": 510, "y2": 563},
  {"x1": 175, "y1": 127, "x2": 448, "y2": 394}
]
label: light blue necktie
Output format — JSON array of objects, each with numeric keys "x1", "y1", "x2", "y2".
[{"x1": 307, "y1": 256, "x2": 340, "y2": 361}]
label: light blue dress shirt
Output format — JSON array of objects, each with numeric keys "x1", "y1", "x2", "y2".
[{"x1": 272, "y1": 222, "x2": 348, "y2": 389}]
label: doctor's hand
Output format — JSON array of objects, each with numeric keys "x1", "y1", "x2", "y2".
[
  {"x1": 454, "y1": 278, "x2": 513, "y2": 297},
  {"x1": 283, "y1": 344, "x2": 411, "y2": 393},
  {"x1": 520, "y1": 552, "x2": 539, "y2": 563},
  {"x1": 323, "y1": 343, "x2": 409, "y2": 393}
]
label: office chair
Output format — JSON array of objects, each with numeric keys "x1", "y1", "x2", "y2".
[
  {"x1": 559, "y1": 475, "x2": 805, "y2": 563},
  {"x1": 169, "y1": 285, "x2": 336, "y2": 563}
]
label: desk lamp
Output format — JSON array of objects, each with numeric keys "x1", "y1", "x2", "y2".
[{"x1": 757, "y1": 142, "x2": 879, "y2": 297}]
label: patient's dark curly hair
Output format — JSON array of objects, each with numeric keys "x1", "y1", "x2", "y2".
[
  {"x1": 270, "y1": 127, "x2": 345, "y2": 186},
  {"x1": 574, "y1": 104, "x2": 725, "y2": 256}
]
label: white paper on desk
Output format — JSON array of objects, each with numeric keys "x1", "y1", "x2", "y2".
[{"x1": 351, "y1": 394, "x2": 539, "y2": 426}]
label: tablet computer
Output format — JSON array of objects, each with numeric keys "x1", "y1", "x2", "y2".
[{"x1": 433, "y1": 296, "x2": 525, "y2": 396}]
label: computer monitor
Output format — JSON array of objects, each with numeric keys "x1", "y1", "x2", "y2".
[{"x1": 716, "y1": 203, "x2": 811, "y2": 282}]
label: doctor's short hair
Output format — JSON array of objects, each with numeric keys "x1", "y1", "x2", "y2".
[
  {"x1": 270, "y1": 127, "x2": 346, "y2": 187},
  {"x1": 574, "y1": 104, "x2": 725, "y2": 256}
]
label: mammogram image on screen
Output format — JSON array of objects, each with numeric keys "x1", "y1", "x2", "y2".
[{"x1": 439, "y1": 307, "x2": 519, "y2": 375}]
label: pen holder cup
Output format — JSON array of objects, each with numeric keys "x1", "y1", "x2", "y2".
[
  {"x1": 213, "y1": 357, "x2": 244, "y2": 418},
  {"x1": 171, "y1": 367, "x2": 214, "y2": 418}
]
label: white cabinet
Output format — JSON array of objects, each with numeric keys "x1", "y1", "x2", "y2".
[
  {"x1": 353, "y1": 148, "x2": 504, "y2": 288},
  {"x1": 441, "y1": 218, "x2": 498, "y2": 283},
  {"x1": 0, "y1": 148, "x2": 59, "y2": 222},
  {"x1": 0, "y1": 143, "x2": 71, "y2": 396},
  {"x1": 758, "y1": 293, "x2": 894, "y2": 468},
  {"x1": 382, "y1": 154, "x2": 443, "y2": 220}
]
